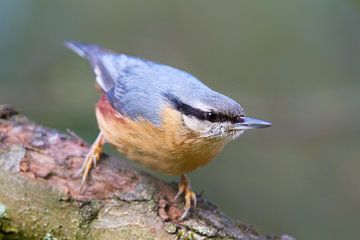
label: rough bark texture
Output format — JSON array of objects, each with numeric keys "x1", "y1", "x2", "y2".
[{"x1": 0, "y1": 104, "x2": 295, "y2": 240}]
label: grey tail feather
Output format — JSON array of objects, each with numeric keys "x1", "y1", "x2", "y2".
[
  {"x1": 64, "y1": 41, "x2": 87, "y2": 57},
  {"x1": 64, "y1": 41, "x2": 107, "y2": 59},
  {"x1": 64, "y1": 41, "x2": 115, "y2": 92}
]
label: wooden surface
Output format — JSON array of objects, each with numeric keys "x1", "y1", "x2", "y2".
[{"x1": 0, "y1": 104, "x2": 295, "y2": 240}]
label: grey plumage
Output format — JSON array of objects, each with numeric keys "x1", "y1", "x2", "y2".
[{"x1": 65, "y1": 41, "x2": 244, "y2": 125}]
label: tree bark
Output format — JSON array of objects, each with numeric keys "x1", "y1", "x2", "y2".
[{"x1": 0, "y1": 104, "x2": 294, "y2": 240}]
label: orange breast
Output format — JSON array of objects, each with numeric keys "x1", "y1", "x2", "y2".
[{"x1": 95, "y1": 95, "x2": 227, "y2": 176}]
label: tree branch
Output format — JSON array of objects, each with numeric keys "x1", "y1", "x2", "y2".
[{"x1": 0, "y1": 104, "x2": 294, "y2": 240}]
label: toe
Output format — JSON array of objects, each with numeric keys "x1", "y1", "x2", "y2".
[
  {"x1": 179, "y1": 207, "x2": 190, "y2": 221},
  {"x1": 174, "y1": 184, "x2": 185, "y2": 200},
  {"x1": 191, "y1": 191, "x2": 197, "y2": 208},
  {"x1": 179, "y1": 188, "x2": 196, "y2": 221}
]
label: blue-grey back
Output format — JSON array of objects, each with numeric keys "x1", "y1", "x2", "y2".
[{"x1": 65, "y1": 42, "x2": 243, "y2": 125}]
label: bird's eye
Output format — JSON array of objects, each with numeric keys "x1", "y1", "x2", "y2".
[{"x1": 205, "y1": 112, "x2": 217, "y2": 122}]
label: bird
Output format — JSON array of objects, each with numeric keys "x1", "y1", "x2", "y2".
[{"x1": 65, "y1": 41, "x2": 272, "y2": 220}]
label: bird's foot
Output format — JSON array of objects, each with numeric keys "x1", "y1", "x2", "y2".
[
  {"x1": 174, "y1": 174, "x2": 197, "y2": 220},
  {"x1": 76, "y1": 132, "x2": 104, "y2": 191}
]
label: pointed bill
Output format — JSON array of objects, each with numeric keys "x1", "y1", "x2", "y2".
[{"x1": 231, "y1": 117, "x2": 272, "y2": 130}]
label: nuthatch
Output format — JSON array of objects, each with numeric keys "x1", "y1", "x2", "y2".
[{"x1": 65, "y1": 41, "x2": 271, "y2": 220}]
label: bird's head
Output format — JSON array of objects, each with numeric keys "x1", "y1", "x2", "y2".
[{"x1": 164, "y1": 91, "x2": 271, "y2": 141}]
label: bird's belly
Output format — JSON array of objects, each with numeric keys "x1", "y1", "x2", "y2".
[
  {"x1": 95, "y1": 96, "x2": 226, "y2": 175},
  {"x1": 114, "y1": 142, "x2": 221, "y2": 176}
]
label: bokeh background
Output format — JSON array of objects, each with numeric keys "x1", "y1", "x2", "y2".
[{"x1": 1, "y1": 1, "x2": 360, "y2": 239}]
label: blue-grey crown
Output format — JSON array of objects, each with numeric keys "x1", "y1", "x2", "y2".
[{"x1": 65, "y1": 41, "x2": 245, "y2": 125}]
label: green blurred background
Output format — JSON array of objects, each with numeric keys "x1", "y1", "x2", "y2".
[{"x1": 1, "y1": 1, "x2": 360, "y2": 239}]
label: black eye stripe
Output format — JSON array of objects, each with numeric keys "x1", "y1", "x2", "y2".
[
  {"x1": 165, "y1": 93, "x2": 206, "y2": 120},
  {"x1": 164, "y1": 93, "x2": 243, "y2": 123}
]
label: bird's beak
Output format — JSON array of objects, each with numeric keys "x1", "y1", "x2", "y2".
[{"x1": 231, "y1": 117, "x2": 272, "y2": 130}]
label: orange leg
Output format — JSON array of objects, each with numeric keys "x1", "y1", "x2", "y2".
[
  {"x1": 78, "y1": 132, "x2": 105, "y2": 189},
  {"x1": 175, "y1": 174, "x2": 197, "y2": 220}
]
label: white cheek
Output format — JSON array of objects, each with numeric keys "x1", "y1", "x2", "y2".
[
  {"x1": 183, "y1": 115, "x2": 203, "y2": 131},
  {"x1": 182, "y1": 115, "x2": 246, "y2": 140},
  {"x1": 182, "y1": 115, "x2": 211, "y2": 133}
]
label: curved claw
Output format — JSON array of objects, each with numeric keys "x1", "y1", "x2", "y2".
[
  {"x1": 191, "y1": 191, "x2": 197, "y2": 209},
  {"x1": 76, "y1": 132, "x2": 104, "y2": 192},
  {"x1": 179, "y1": 189, "x2": 197, "y2": 220},
  {"x1": 175, "y1": 174, "x2": 197, "y2": 221},
  {"x1": 174, "y1": 181, "x2": 186, "y2": 200},
  {"x1": 180, "y1": 207, "x2": 190, "y2": 221}
]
